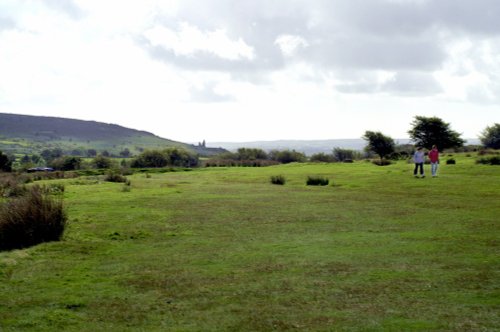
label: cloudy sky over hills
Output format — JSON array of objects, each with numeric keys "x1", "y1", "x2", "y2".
[{"x1": 0, "y1": 0, "x2": 499, "y2": 142}]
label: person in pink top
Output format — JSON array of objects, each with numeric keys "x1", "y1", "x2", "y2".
[{"x1": 428, "y1": 145, "x2": 440, "y2": 177}]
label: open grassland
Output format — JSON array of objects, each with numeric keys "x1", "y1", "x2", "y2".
[{"x1": 1, "y1": 155, "x2": 499, "y2": 331}]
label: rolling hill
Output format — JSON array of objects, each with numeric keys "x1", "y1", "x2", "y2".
[{"x1": 0, "y1": 113, "x2": 225, "y2": 157}]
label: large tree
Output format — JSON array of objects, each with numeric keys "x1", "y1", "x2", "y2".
[
  {"x1": 479, "y1": 123, "x2": 500, "y2": 149},
  {"x1": 408, "y1": 116, "x2": 464, "y2": 150},
  {"x1": 363, "y1": 131, "x2": 395, "y2": 162}
]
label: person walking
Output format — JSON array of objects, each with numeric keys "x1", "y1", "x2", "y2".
[
  {"x1": 413, "y1": 147, "x2": 425, "y2": 178},
  {"x1": 428, "y1": 145, "x2": 439, "y2": 177}
]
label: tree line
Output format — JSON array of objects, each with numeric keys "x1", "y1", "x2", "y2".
[{"x1": 0, "y1": 116, "x2": 499, "y2": 172}]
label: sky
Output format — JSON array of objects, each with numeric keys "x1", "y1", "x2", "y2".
[{"x1": 0, "y1": 0, "x2": 499, "y2": 143}]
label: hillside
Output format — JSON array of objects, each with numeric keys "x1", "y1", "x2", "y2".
[{"x1": 0, "y1": 113, "x2": 225, "y2": 156}]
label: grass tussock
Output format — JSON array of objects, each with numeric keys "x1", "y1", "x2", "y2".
[
  {"x1": 270, "y1": 175, "x2": 286, "y2": 185},
  {"x1": 306, "y1": 176, "x2": 329, "y2": 186},
  {"x1": 0, "y1": 185, "x2": 67, "y2": 251}
]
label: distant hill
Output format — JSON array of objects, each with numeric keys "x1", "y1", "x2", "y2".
[{"x1": 0, "y1": 113, "x2": 225, "y2": 156}]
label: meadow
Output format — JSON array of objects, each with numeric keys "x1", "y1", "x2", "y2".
[{"x1": 1, "y1": 155, "x2": 499, "y2": 331}]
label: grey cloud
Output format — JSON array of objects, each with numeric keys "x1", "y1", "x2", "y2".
[
  {"x1": 0, "y1": 16, "x2": 15, "y2": 31},
  {"x1": 140, "y1": 0, "x2": 500, "y2": 98},
  {"x1": 306, "y1": 38, "x2": 445, "y2": 71},
  {"x1": 381, "y1": 72, "x2": 443, "y2": 95},
  {"x1": 431, "y1": 0, "x2": 500, "y2": 35}
]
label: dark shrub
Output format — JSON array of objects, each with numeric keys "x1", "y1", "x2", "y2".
[
  {"x1": 446, "y1": 158, "x2": 456, "y2": 165},
  {"x1": 269, "y1": 149, "x2": 306, "y2": 164},
  {"x1": 372, "y1": 159, "x2": 392, "y2": 166},
  {"x1": 476, "y1": 156, "x2": 500, "y2": 165},
  {"x1": 50, "y1": 156, "x2": 82, "y2": 171},
  {"x1": 104, "y1": 169, "x2": 127, "y2": 183},
  {"x1": 306, "y1": 176, "x2": 329, "y2": 186},
  {"x1": 270, "y1": 175, "x2": 286, "y2": 185},
  {"x1": 0, "y1": 185, "x2": 67, "y2": 251},
  {"x1": 333, "y1": 148, "x2": 359, "y2": 162},
  {"x1": 91, "y1": 155, "x2": 115, "y2": 169},
  {"x1": 310, "y1": 153, "x2": 335, "y2": 163}
]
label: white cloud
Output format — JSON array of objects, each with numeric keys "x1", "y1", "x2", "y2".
[
  {"x1": 275, "y1": 34, "x2": 309, "y2": 57},
  {"x1": 144, "y1": 23, "x2": 255, "y2": 61}
]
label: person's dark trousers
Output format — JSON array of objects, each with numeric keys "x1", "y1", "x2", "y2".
[{"x1": 414, "y1": 163, "x2": 424, "y2": 176}]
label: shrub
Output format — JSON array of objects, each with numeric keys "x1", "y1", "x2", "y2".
[
  {"x1": 0, "y1": 175, "x2": 27, "y2": 198},
  {"x1": 91, "y1": 155, "x2": 115, "y2": 169},
  {"x1": 0, "y1": 185, "x2": 67, "y2": 251},
  {"x1": 372, "y1": 159, "x2": 392, "y2": 166},
  {"x1": 476, "y1": 156, "x2": 500, "y2": 165},
  {"x1": 104, "y1": 169, "x2": 127, "y2": 183},
  {"x1": 269, "y1": 149, "x2": 306, "y2": 164},
  {"x1": 333, "y1": 148, "x2": 359, "y2": 162},
  {"x1": 310, "y1": 153, "x2": 335, "y2": 163},
  {"x1": 306, "y1": 176, "x2": 329, "y2": 186},
  {"x1": 270, "y1": 175, "x2": 286, "y2": 185},
  {"x1": 446, "y1": 158, "x2": 456, "y2": 165}
]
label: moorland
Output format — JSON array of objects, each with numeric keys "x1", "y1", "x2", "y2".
[{"x1": 1, "y1": 154, "x2": 499, "y2": 331}]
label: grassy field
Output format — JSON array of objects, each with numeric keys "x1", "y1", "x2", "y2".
[{"x1": 1, "y1": 155, "x2": 499, "y2": 331}]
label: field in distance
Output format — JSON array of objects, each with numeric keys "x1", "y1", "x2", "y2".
[{"x1": 1, "y1": 154, "x2": 499, "y2": 331}]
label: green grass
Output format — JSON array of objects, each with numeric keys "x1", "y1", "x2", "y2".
[{"x1": 1, "y1": 155, "x2": 499, "y2": 331}]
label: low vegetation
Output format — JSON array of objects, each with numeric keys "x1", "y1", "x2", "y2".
[
  {"x1": 270, "y1": 175, "x2": 286, "y2": 185},
  {"x1": 306, "y1": 175, "x2": 330, "y2": 186},
  {"x1": 0, "y1": 154, "x2": 498, "y2": 330},
  {"x1": 0, "y1": 185, "x2": 67, "y2": 251}
]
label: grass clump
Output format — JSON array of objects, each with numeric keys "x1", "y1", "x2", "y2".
[
  {"x1": 446, "y1": 158, "x2": 456, "y2": 165},
  {"x1": 270, "y1": 175, "x2": 286, "y2": 185},
  {"x1": 372, "y1": 159, "x2": 392, "y2": 166},
  {"x1": 306, "y1": 175, "x2": 329, "y2": 186},
  {"x1": 0, "y1": 185, "x2": 67, "y2": 251}
]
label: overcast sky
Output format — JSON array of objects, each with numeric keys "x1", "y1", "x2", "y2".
[{"x1": 0, "y1": 0, "x2": 499, "y2": 143}]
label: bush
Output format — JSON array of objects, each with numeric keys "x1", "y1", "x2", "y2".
[
  {"x1": 91, "y1": 155, "x2": 115, "y2": 169},
  {"x1": 0, "y1": 185, "x2": 67, "y2": 251},
  {"x1": 310, "y1": 153, "x2": 335, "y2": 163},
  {"x1": 270, "y1": 175, "x2": 286, "y2": 185},
  {"x1": 0, "y1": 175, "x2": 27, "y2": 198},
  {"x1": 306, "y1": 176, "x2": 329, "y2": 186},
  {"x1": 372, "y1": 159, "x2": 392, "y2": 166},
  {"x1": 476, "y1": 156, "x2": 500, "y2": 165},
  {"x1": 269, "y1": 149, "x2": 306, "y2": 164},
  {"x1": 446, "y1": 158, "x2": 456, "y2": 165},
  {"x1": 104, "y1": 169, "x2": 128, "y2": 183},
  {"x1": 333, "y1": 148, "x2": 359, "y2": 162}
]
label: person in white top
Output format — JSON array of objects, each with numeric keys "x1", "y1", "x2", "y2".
[{"x1": 413, "y1": 147, "x2": 425, "y2": 178}]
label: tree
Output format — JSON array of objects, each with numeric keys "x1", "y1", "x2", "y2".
[
  {"x1": 50, "y1": 156, "x2": 82, "y2": 171},
  {"x1": 0, "y1": 151, "x2": 12, "y2": 172},
  {"x1": 91, "y1": 155, "x2": 115, "y2": 169},
  {"x1": 479, "y1": 123, "x2": 500, "y2": 149},
  {"x1": 119, "y1": 148, "x2": 131, "y2": 158},
  {"x1": 408, "y1": 116, "x2": 464, "y2": 150},
  {"x1": 333, "y1": 147, "x2": 358, "y2": 162},
  {"x1": 131, "y1": 150, "x2": 168, "y2": 168},
  {"x1": 362, "y1": 131, "x2": 395, "y2": 162}
]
